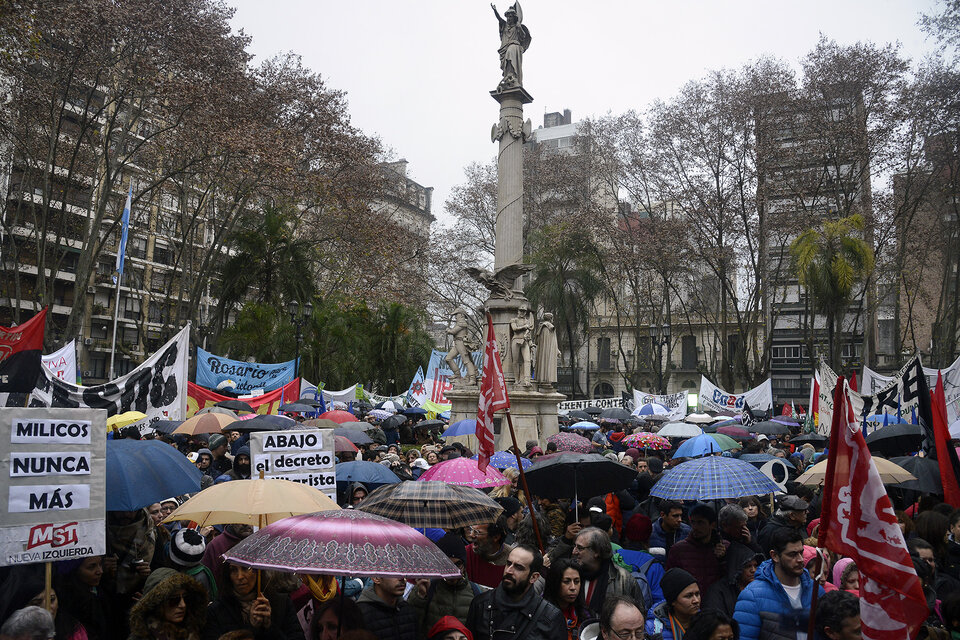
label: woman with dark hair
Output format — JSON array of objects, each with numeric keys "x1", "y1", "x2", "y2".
[
  {"x1": 916, "y1": 511, "x2": 950, "y2": 561},
  {"x1": 543, "y1": 559, "x2": 588, "y2": 640},
  {"x1": 128, "y1": 568, "x2": 207, "y2": 640},
  {"x1": 647, "y1": 568, "x2": 701, "y2": 640},
  {"x1": 308, "y1": 597, "x2": 364, "y2": 640},
  {"x1": 684, "y1": 610, "x2": 739, "y2": 640},
  {"x1": 738, "y1": 497, "x2": 767, "y2": 542},
  {"x1": 0, "y1": 565, "x2": 87, "y2": 640},
  {"x1": 203, "y1": 563, "x2": 304, "y2": 640},
  {"x1": 55, "y1": 556, "x2": 116, "y2": 640}
]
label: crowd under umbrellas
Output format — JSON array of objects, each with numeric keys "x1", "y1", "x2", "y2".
[{"x1": 5, "y1": 394, "x2": 955, "y2": 640}]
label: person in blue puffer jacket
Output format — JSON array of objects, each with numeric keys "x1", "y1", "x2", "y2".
[{"x1": 733, "y1": 528, "x2": 824, "y2": 640}]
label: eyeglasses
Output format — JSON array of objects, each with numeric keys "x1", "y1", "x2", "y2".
[
  {"x1": 165, "y1": 593, "x2": 186, "y2": 607},
  {"x1": 611, "y1": 628, "x2": 646, "y2": 640}
]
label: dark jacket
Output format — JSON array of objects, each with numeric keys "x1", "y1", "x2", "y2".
[
  {"x1": 756, "y1": 515, "x2": 800, "y2": 557},
  {"x1": 466, "y1": 583, "x2": 566, "y2": 640},
  {"x1": 355, "y1": 585, "x2": 420, "y2": 640},
  {"x1": 649, "y1": 518, "x2": 690, "y2": 556},
  {"x1": 407, "y1": 578, "x2": 479, "y2": 635},
  {"x1": 583, "y1": 560, "x2": 649, "y2": 616},
  {"x1": 128, "y1": 572, "x2": 206, "y2": 640},
  {"x1": 665, "y1": 533, "x2": 728, "y2": 594},
  {"x1": 203, "y1": 591, "x2": 304, "y2": 640},
  {"x1": 702, "y1": 542, "x2": 763, "y2": 617},
  {"x1": 733, "y1": 559, "x2": 823, "y2": 640}
]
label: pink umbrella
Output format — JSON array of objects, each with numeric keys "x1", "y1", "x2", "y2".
[
  {"x1": 622, "y1": 432, "x2": 671, "y2": 450},
  {"x1": 717, "y1": 425, "x2": 751, "y2": 440},
  {"x1": 548, "y1": 432, "x2": 593, "y2": 453},
  {"x1": 317, "y1": 410, "x2": 357, "y2": 424},
  {"x1": 222, "y1": 509, "x2": 460, "y2": 579},
  {"x1": 417, "y1": 456, "x2": 510, "y2": 488}
]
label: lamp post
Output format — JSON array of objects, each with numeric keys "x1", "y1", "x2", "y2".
[
  {"x1": 288, "y1": 299, "x2": 313, "y2": 380},
  {"x1": 648, "y1": 323, "x2": 671, "y2": 394}
]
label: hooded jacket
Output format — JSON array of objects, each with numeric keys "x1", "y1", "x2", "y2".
[
  {"x1": 202, "y1": 588, "x2": 304, "y2": 640},
  {"x1": 355, "y1": 584, "x2": 419, "y2": 640},
  {"x1": 649, "y1": 518, "x2": 690, "y2": 557},
  {"x1": 733, "y1": 559, "x2": 823, "y2": 640},
  {"x1": 645, "y1": 601, "x2": 679, "y2": 640},
  {"x1": 128, "y1": 570, "x2": 206, "y2": 640},
  {"x1": 702, "y1": 542, "x2": 763, "y2": 617}
]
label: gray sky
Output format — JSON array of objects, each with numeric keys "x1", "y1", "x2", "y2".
[{"x1": 227, "y1": 0, "x2": 942, "y2": 226}]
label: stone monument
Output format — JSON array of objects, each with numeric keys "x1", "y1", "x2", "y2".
[{"x1": 447, "y1": 2, "x2": 564, "y2": 448}]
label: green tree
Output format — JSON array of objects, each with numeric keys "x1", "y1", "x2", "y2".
[
  {"x1": 366, "y1": 302, "x2": 434, "y2": 396},
  {"x1": 790, "y1": 214, "x2": 875, "y2": 370}
]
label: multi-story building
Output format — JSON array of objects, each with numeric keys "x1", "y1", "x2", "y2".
[{"x1": 372, "y1": 159, "x2": 434, "y2": 287}]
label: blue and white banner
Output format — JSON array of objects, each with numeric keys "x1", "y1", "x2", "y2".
[
  {"x1": 425, "y1": 349, "x2": 482, "y2": 406},
  {"x1": 299, "y1": 380, "x2": 358, "y2": 404},
  {"x1": 698, "y1": 376, "x2": 773, "y2": 413},
  {"x1": 195, "y1": 348, "x2": 296, "y2": 394},
  {"x1": 406, "y1": 367, "x2": 427, "y2": 407}
]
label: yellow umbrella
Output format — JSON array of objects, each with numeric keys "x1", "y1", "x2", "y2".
[
  {"x1": 173, "y1": 412, "x2": 237, "y2": 435},
  {"x1": 106, "y1": 410, "x2": 147, "y2": 432},
  {"x1": 162, "y1": 477, "x2": 340, "y2": 527},
  {"x1": 796, "y1": 457, "x2": 916, "y2": 486}
]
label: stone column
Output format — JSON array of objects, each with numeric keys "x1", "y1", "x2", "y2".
[{"x1": 490, "y1": 87, "x2": 533, "y2": 275}]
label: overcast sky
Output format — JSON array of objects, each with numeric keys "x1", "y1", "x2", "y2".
[{"x1": 227, "y1": 0, "x2": 942, "y2": 227}]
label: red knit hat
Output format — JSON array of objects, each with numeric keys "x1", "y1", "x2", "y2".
[
  {"x1": 624, "y1": 513, "x2": 653, "y2": 543},
  {"x1": 428, "y1": 616, "x2": 473, "y2": 640}
]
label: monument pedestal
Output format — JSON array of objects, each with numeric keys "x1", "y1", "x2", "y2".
[{"x1": 447, "y1": 385, "x2": 565, "y2": 451}]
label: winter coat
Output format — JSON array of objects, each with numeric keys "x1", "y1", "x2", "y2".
[
  {"x1": 649, "y1": 518, "x2": 690, "y2": 557},
  {"x1": 406, "y1": 578, "x2": 479, "y2": 635},
  {"x1": 616, "y1": 548, "x2": 665, "y2": 606},
  {"x1": 665, "y1": 534, "x2": 728, "y2": 594},
  {"x1": 466, "y1": 583, "x2": 567, "y2": 640},
  {"x1": 645, "y1": 601, "x2": 681, "y2": 640},
  {"x1": 202, "y1": 591, "x2": 304, "y2": 640},
  {"x1": 128, "y1": 572, "x2": 206, "y2": 640},
  {"x1": 733, "y1": 559, "x2": 823, "y2": 640},
  {"x1": 702, "y1": 542, "x2": 763, "y2": 618},
  {"x1": 355, "y1": 585, "x2": 420, "y2": 640},
  {"x1": 756, "y1": 515, "x2": 800, "y2": 557},
  {"x1": 583, "y1": 560, "x2": 649, "y2": 616}
]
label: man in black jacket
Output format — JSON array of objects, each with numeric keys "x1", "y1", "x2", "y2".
[
  {"x1": 466, "y1": 545, "x2": 566, "y2": 640},
  {"x1": 356, "y1": 576, "x2": 419, "y2": 640}
]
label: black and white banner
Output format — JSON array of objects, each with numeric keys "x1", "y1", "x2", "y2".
[
  {"x1": 4, "y1": 326, "x2": 189, "y2": 421},
  {"x1": 862, "y1": 356, "x2": 960, "y2": 423},
  {"x1": 558, "y1": 396, "x2": 627, "y2": 411}
]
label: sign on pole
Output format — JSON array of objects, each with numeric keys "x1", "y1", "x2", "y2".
[
  {"x1": 249, "y1": 429, "x2": 336, "y2": 502},
  {"x1": 0, "y1": 407, "x2": 106, "y2": 566}
]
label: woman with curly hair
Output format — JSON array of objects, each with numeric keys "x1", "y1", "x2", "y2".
[{"x1": 128, "y1": 569, "x2": 206, "y2": 640}]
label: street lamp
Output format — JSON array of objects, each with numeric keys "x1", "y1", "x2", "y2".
[
  {"x1": 648, "y1": 323, "x2": 671, "y2": 393},
  {"x1": 288, "y1": 299, "x2": 313, "y2": 379}
]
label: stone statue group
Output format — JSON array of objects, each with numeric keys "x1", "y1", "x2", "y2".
[{"x1": 444, "y1": 306, "x2": 558, "y2": 389}]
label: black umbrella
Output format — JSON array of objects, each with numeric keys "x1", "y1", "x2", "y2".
[
  {"x1": 737, "y1": 453, "x2": 796, "y2": 470},
  {"x1": 792, "y1": 433, "x2": 828, "y2": 446},
  {"x1": 601, "y1": 408, "x2": 632, "y2": 421},
  {"x1": 583, "y1": 406, "x2": 603, "y2": 416},
  {"x1": 749, "y1": 420, "x2": 790, "y2": 436},
  {"x1": 149, "y1": 420, "x2": 183, "y2": 435},
  {"x1": 414, "y1": 419, "x2": 446, "y2": 430},
  {"x1": 297, "y1": 397, "x2": 324, "y2": 408},
  {"x1": 215, "y1": 400, "x2": 254, "y2": 413},
  {"x1": 279, "y1": 403, "x2": 316, "y2": 413},
  {"x1": 865, "y1": 423, "x2": 924, "y2": 458},
  {"x1": 333, "y1": 428, "x2": 375, "y2": 445},
  {"x1": 525, "y1": 453, "x2": 637, "y2": 503},
  {"x1": 231, "y1": 414, "x2": 297, "y2": 433},
  {"x1": 889, "y1": 456, "x2": 942, "y2": 494},
  {"x1": 568, "y1": 410, "x2": 592, "y2": 420},
  {"x1": 382, "y1": 414, "x2": 407, "y2": 430}
]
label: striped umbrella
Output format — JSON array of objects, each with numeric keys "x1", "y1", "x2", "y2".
[
  {"x1": 547, "y1": 432, "x2": 593, "y2": 454},
  {"x1": 357, "y1": 480, "x2": 504, "y2": 529},
  {"x1": 650, "y1": 456, "x2": 782, "y2": 500},
  {"x1": 621, "y1": 432, "x2": 671, "y2": 450}
]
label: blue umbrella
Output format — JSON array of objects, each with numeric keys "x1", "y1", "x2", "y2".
[
  {"x1": 471, "y1": 451, "x2": 532, "y2": 470},
  {"x1": 570, "y1": 420, "x2": 601, "y2": 430},
  {"x1": 637, "y1": 403, "x2": 669, "y2": 416},
  {"x1": 671, "y1": 434, "x2": 723, "y2": 459},
  {"x1": 650, "y1": 456, "x2": 782, "y2": 500},
  {"x1": 335, "y1": 460, "x2": 401, "y2": 488},
  {"x1": 106, "y1": 439, "x2": 202, "y2": 510},
  {"x1": 442, "y1": 419, "x2": 477, "y2": 437}
]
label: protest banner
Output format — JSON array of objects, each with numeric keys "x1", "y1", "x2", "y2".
[
  {"x1": 5, "y1": 326, "x2": 189, "y2": 421},
  {"x1": 559, "y1": 397, "x2": 627, "y2": 411},
  {"x1": 248, "y1": 429, "x2": 335, "y2": 502},
  {"x1": 195, "y1": 348, "x2": 296, "y2": 394},
  {"x1": 425, "y1": 349, "x2": 482, "y2": 406},
  {"x1": 632, "y1": 390, "x2": 688, "y2": 421},
  {"x1": 698, "y1": 376, "x2": 774, "y2": 413},
  {"x1": 299, "y1": 381, "x2": 358, "y2": 404},
  {"x1": 187, "y1": 379, "x2": 300, "y2": 417},
  {"x1": 42, "y1": 341, "x2": 77, "y2": 383},
  {"x1": 863, "y1": 355, "x2": 960, "y2": 423},
  {"x1": 0, "y1": 407, "x2": 106, "y2": 566}
]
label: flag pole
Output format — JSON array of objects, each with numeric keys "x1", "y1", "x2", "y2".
[
  {"x1": 108, "y1": 272, "x2": 122, "y2": 380},
  {"x1": 502, "y1": 407, "x2": 545, "y2": 553},
  {"x1": 108, "y1": 183, "x2": 132, "y2": 380}
]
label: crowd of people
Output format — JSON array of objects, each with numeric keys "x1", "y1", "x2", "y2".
[{"x1": 1, "y1": 406, "x2": 957, "y2": 640}]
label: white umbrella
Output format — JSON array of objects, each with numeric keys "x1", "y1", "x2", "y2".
[
  {"x1": 657, "y1": 422, "x2": 704, "y2": 438},
  {"x1": 684, "y1": 413, "x2": 714, "y2": 424},
  {"x1": 634, "y1": 403, "x2": 670, "y2": 417}
]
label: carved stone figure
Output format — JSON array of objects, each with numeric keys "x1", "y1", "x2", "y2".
[
  {"x1": 535, "y1": 312, "x2": 559, "y2": 386},
  {"x1": 465, "y1": 263, "x2": 534, "y2": 301},
  {"x1": 491, "y1": 2, "x2": 531, "y2": 91},
  {"x1": 445, "y1": 307, "x2": 478, "y2": 385},
  {"x1": 510, "y1": 307, "x2": 534, "y2": 386}
]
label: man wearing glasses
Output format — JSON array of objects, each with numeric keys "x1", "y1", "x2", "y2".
[{"x1": 600, "y1": 596, "x2": 646, "y2": 640}]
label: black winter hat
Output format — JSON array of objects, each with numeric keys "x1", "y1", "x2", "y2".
[{"x1": 660, "y1": 568, "x2": 698, "y2": 605}]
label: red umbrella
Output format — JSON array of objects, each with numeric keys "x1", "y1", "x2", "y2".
[
  {"x1": 334, "y1": 435, "x2": 359, "y2": 453},
  {"x1": 318, "y1": 410, "x2": 357, "y2": 424},
  {"x1": 417, "y1": 456, "x2": 510, "y2": 488},
  {"x1": 222, "y1": 509, "x2": 460, "y2": 579}
]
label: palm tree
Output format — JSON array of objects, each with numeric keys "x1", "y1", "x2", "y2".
[
  {"x1": 527, "y1": 224, "x2": 604, "y2": 398},
  {"x1": 790, "y1": 214, "x2": 875, "y2": 370},
  {"x1": 367, "y1": 303, "x2": 434, "y2": 395}
]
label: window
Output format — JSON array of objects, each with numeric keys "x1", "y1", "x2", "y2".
[
  {"x1": 148, "y1": 301, "x2": 162, "y2": 323},
  {"x1": 122, "y1": 296, "x2": 140, "y2": 321},
  {"x1": 594, "y1": 382, "x2": 614, "y2": 398},
  {"x1": 129, "y1": 237, "x2": 146, "y2": 259},
  {"x1": 121, "y1": 326, "x2": 139, "y2": 345},
  {"x1": 89, "y1": 356, "x2": 106, "y2": 379},
  {"x1": 878, "y1": 319, "x2": 895, "y2": 355},
  {"x1": 772, "y1": 345, "x2": 801, "y2": 363},
  {"x1": 598, "y1": 337, "x2": 611, "y2": 371},
  {"x1": 681, "y1": 335, "x2": 697, "y2": 370}
]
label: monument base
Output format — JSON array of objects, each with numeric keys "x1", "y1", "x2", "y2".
[{"x1": 446, "y1": 385, "x2": 565, "y2": 452}]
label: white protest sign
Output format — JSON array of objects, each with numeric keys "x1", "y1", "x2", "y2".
[
  {"x1": 558, "y1": 397, "x2": 627, "y2": 411},
  {"x1": 632, "y1": 390, "x2": 688, "y2": 421},
  {"x1": 0, "y1": 407, "x2": 106, "y2": 566},
  {"x1": 249, "y1": 429, "x2": 336, "y2": 501},
  {"x1": 698, "y1": 377, "x2": 774, "y2": 413},
  {"x1": 42, "y1": 341, "x2": 77, "y2": 383}
]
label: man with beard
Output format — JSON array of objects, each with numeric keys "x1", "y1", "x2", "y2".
[
  {"x1": 572, "y1": 526, "x2": 648, "y2": 615},
  {"x1": 224, "y1": 446, "x2": 251, "y2": 480},
  {"x1": 464, "y1": 521, "x2": 512, "y2": 589},
  {"x1": 466, "y1": 545, "x2": 566, "y2": 640}
]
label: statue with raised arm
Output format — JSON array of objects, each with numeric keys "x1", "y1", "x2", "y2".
[
  {"x1": 491, "y1": 2, "x2": 531, "y2": 91},
  {"x1": 445, "y1": 307, "x2": 478, "y2": 386},
  {"x1": 510, "y1": 306, "x2": 534, "y2": 386},
  {"x1": 535, "y1": 312, "x2": 559, "y2": 387}
]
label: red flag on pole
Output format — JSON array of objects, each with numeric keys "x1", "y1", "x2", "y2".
[
  {"x1": 932, "y1": 371, "x2": 960, "y2": 508},
  {"x1": 477, "y1": 313, "x2": 510, "y2": 472},
  {"x1": 818, "y1": 376, "x2": 927, "y2": 640},
  {"x1": 0, "y1": 308, "x2": 47, "y2": 392},
  {"x1": 849, "y1": 370, "x2": 858, "y2": 393}
]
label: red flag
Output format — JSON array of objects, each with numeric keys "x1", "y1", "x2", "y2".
[
  {"x1": 932, "y1": 371, "x2": 960, "y2": 508},
  {"x1": 476, "y1": 313, "x2": 510, "y2": 472},
  {"x1": 781, "y1": 402, "x2": 792, "y2": 417},
  {"x1": 850, "y1": 370, "x2": 858, "y2": 392},
  {"x1": 0, "y1": 308, "x2": 47, "y2": 392},
  {"x1": 819, "y1": 376, "x2": 927, "y2": 640}
]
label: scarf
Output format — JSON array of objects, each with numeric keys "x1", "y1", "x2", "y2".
[
  {"x1": 668, "y1": 612, "x2": 687, "y2": 640},
  {"x1": 234, "y1": 586, "x2": 258, "y2": 624},
  {"x1": 301, "y1": 575, "x2": 338, "y2": 603},
  {"x1": 562, "y1": 604, "x2": 579, "y2": 640}
]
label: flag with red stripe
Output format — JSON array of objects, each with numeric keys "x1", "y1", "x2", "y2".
[
  {"x1": 0, "y1": 308, "x2": 47, "y2": 393},
  {"x1": 932, "y1": 371, "x2": 960, "y2": 508},
  {"x1": 818, "y1": 376, "x2": 927, "y2": 640},
  {"x1": 477, "y1": 313, "x2": 509, "y2": 472}
]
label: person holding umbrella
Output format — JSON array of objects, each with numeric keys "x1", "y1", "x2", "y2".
[{"x1": 203, "y1": 563, "x2": 303, "y2": 640}]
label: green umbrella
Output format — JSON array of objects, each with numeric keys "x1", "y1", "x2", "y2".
[{"x1": 706, "y1": 433, "x2": 740, "y2": 451}]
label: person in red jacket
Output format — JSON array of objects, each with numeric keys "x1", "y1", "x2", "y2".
[{"x1": 666, "y1": 503, "x2": 728, "y2": 594}]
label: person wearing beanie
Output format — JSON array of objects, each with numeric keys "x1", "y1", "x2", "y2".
[
  {"x1": 207, "y1": 434, "x2": 232, "y2": 476},
  {"x1": 195, "y1": 448, "x2": 216, "y2": 477},
  {"x1": 428, "y1": 615, "x2": 473, "y2": 640},
  {"x1": 646, "y1": 568, "x2": 701, "y2": 640},
  {"x1": 169, "y1": 528, "x2": 218, "y2": 602},
  {"x1": 225, "y1": 446, "x2": 251, "y2": 481},
  {"x1": 494, "y1": 497, "x2": 523, "y2": 544},
  {"x1": 408, "y1": 533, "x2": 480, "y2": 635},
  {"x1": 128, "y1": 568, "x2": 206, "y2": 640},
  {"x1": 666, "y1": 503, "x2": 728, "y2": 594}
]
